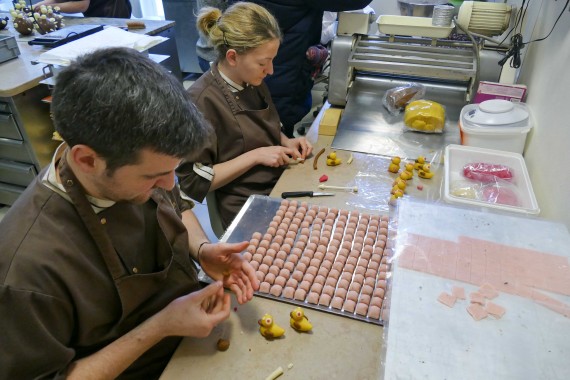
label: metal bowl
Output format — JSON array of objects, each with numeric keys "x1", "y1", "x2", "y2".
[{"x1": 397, "y1": 0, "x2": 451, "y2": 17}]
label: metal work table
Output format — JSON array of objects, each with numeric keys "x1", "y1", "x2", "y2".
[
  {"x1": 161, "y1": 95, "x2": 570, "y2": 378},
  {"x1": 0, "y1": 14, "x2": 177, "y2": 96},
  {"x1": 332, "y1": 75, "x2": 463, "y2": 161},
  {"x1": 160, "y1": 102, "x2": 446, "y2": 380}
]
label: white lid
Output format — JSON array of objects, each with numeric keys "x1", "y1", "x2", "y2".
[{"x1": 461, "y1": 100, "x2": 531, "y2": 131}]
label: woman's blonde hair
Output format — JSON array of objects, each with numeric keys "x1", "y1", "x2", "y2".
[{"x1": 196, "y1": 2, "x2": 282, "y2": 59}]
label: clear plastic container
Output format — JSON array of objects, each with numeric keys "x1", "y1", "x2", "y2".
[
  {"x1": 460, "y1": 99, "x2": 532, "y2": 154},
  {"x1": 444, "y1": 144, "x2": 539, "y2": 215}
]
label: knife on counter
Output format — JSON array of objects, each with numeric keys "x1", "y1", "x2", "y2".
[{"x1": 281, "y1": 191, "x2": 335, "y2": 198}]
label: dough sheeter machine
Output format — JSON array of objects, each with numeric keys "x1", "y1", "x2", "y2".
[{"x1": 327, "y1": 32, "x2": 478, "y2": 160}]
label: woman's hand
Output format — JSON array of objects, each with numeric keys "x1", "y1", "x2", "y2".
[
  {"x1": 33, "y1": 0, "x2": 55, "y2": 12},
  {"x1": 253, "y1": 146, "x2": 296, "y2": 167},
  {"x1": 282, "y1": 136, "x2": 313, "y2": 160},
  {"x1": 198, "y1": 241, "x2": 260, "y2": 304}
]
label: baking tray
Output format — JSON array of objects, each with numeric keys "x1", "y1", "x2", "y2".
[{"x1": 200, "y1": 194, "x2": 391, "y2": 325}]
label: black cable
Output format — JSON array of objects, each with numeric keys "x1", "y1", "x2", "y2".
[
  {"x1": 498, "y1": 33, "x2": 524, "y2": 68},
  {"x1": 524, "y1": 0, "x2": 570, "y2": 44},
  {"x1": 514, "y1": 1, "x2": 525, "y2": 30},
  {"x1": 498, "y1": 0, "x2": 526, "y2": 47},
  {"x1": 498, "y1": 0, "x2": 569, "y2": 68}
]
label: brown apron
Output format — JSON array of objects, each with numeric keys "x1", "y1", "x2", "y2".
[
  {"x1": 211, "y1": 66, "x2": 283, "y2": 227},
  {"x1": 58, "y1": 154, "x2": 201, "y2": 378}
]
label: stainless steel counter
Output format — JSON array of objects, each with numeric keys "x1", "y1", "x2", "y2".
[{"x1": 332, "y1": 75, "x2": 464, "y2": 161}]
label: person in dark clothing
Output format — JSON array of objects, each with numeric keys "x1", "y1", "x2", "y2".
[
  {"x1": 34, "y1": 0, "x2": 132, "y2": 18},
  {"x1": 249, "y1": 0, "x2": 372, "y2": 137}
]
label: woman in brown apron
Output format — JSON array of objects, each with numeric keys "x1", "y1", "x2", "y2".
[{"x1": 177, "y1": 2, "x2": 313, "y2": 229}]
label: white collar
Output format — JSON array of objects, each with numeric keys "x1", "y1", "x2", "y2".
[
  {"x1": 42, "y1": 143, "x2": 115, "y2": 213},
  {"x1": 218, "y1": 65, "x2": 246, "y2": 93}
]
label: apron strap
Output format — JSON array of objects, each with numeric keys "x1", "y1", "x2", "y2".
[
  {"x1": 58, "y1": 154, "x2": 127, "y2": 281},
  {"x1": 211, "y1": 63, "x2": 242, "y2": 115}
]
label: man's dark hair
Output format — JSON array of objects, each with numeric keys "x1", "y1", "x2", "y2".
[{"x1": 51, "y1": 47, "x2": 210, "y2": 173}]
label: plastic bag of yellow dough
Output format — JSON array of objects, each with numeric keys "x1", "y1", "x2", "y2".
[{"x1": 404, "y1": 99, "x2": 445, "y2": 133}]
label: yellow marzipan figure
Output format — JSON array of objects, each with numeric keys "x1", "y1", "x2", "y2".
[
  {"x1": 418, "y1": 163, "x2": 434, "y2": 179},
  {"x1": 290, "y1": 307, "x2": 313, "y2": 332},
  {"x1": 258, "y1": 314, "x2": 285, "y2": 339}
]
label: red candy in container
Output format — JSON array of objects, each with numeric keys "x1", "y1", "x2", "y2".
[{"x1": 463, "y1": 163, "x2": 513, "y2": 183}]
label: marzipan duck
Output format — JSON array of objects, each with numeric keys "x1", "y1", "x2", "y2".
[
  {"x1": 290, "y1": 307, "x2": 313, "y2": 332},
  {"x1": 413, "y1": 156, "x2": 426, "y2": 171},
  {"x1": 388, "y1": 156, "x2": 401, "y2": 173},
  {"x1": 326, "y1": 151, "x2": 341, "y2": 166},
  {"x1": 418, "y1": 163, "x2": 434, "y2": 179},
  {"x1": 258, "y1": 313, "x2": 285, "y2": 339},
  {"x1": 389, "y1": 189, "x2": 404, "y2": 205},
  {"x1": 400, "y1": 170, "x2": 413, "y2": 181}
]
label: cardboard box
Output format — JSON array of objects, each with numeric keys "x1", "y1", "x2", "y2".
[
  {"x1": 0, "y1": 36, "x2": 20, "y2": 64},
  {"x1": 473, "y1": 81, "x2": 527, "y2": 103},
  {"x1": 319, "y1": 107, "x2": 343, "y2": 136}
]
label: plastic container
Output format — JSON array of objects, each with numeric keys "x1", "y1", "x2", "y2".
[
  {"x1": 377, "y1": 15, "x2": 454, "y2": 38},
  {"x1": 444, "y1": 144, "x2": 539, "y2": 215},
  {"x1": 0, "y1": 36, "x2": 21, "y2": 64},
  {"x1": 432, "y1": 5, "x2": 455, "y2": 26},
  {"x1": 397, "y1": 0, "x2": 450, "y2": 17},
  {"x1": 459, "y1": 99, "x2": 532, "y2": 154}
]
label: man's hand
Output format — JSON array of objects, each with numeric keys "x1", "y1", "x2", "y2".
[
  {"x1": 159, "y1": 281, "x2": 230, "y2": 338},
  {"x1": 199, "y1": 241, "x2": 260, "y2": 304}
]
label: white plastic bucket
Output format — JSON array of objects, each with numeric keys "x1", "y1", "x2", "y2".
[{"x1": 460, "y1": 100, "x2": 532, "y2": 154}]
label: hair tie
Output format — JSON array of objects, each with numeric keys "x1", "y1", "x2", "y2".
[{"x1": 216, "y1": 15, "x2": 228, "y2": 46}]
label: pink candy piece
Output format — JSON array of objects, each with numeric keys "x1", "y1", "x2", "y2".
[
  {"x1": 437, "y1": 292, "x2": 456, "y2": 308},
  {"x1": 259, "y1": 282, "x2": 271, "y2": 293},
  {"x1": 282, "y1": 286, "x2": 295, "y2": 299},
  {"x1": 367, "y1": 305, "x2": 381, "y2": 319},
  {"x1": 343, "y1": 299, "x2": 356, "y2": 313},
  {"x1": 274, "y1": 276, "x2": 287, "y2": 287},
  {"x1": 331, "y1": 296, "x2": 344, "y2": 309},
  {"x1": 355, "y1": 303, "x2": 369, "y2": 316},
  {"x1": 319, "y1": 293, "x2": 332, "y2": 306},
  {"x1": 463, "y1": 162, "x2": 513, "y2": 182},
  {"x1": 294, "y1": 288, "x2": 307, "y2": 301},
  {"x1": 486, "y1": 301, "x2": 506, "y2": 319},
  {"x1": 270, "y1": 284, "x2": 283, "y2": 297},
  {"x1": 264, "y1": 272, "x2": 276, "y2": 285},
  {"x1": 307, "y1": 292, "x2": 320, "y2": 304},
  {"x1": 467, "y1": 303, "x2": 488, "y2": 321}
]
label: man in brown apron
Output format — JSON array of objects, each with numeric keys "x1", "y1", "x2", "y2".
[{"x1": 0, "y1": 47, "x2": 259, "y2": 379}]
